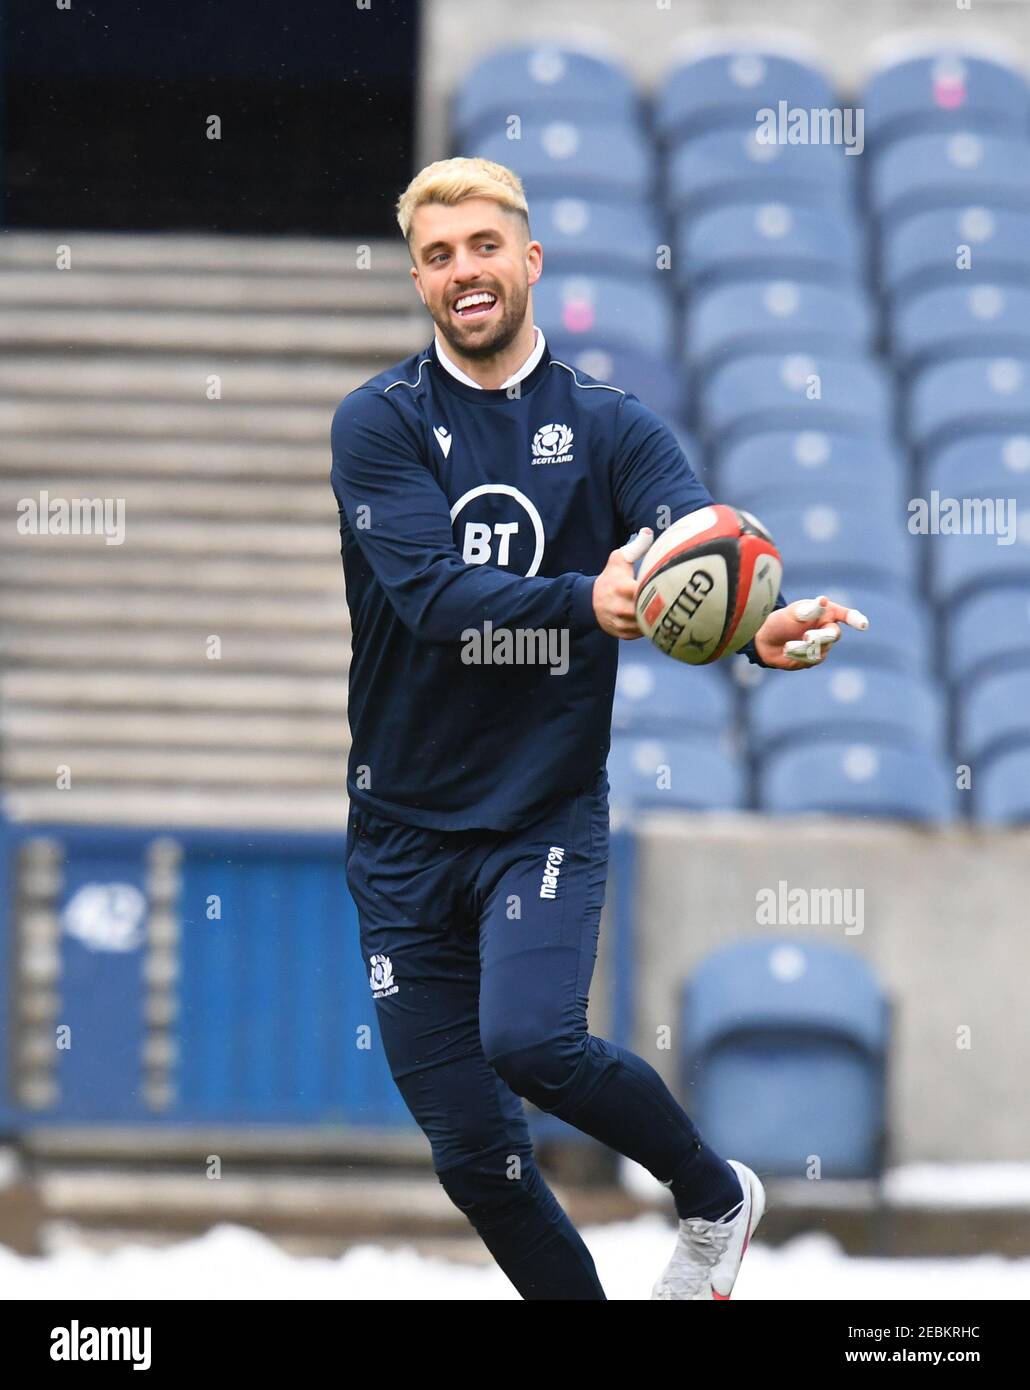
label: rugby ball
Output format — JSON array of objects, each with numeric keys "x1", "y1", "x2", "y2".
[{"x1": 634, "y1": 505, "x2": 782, "y2": 664}]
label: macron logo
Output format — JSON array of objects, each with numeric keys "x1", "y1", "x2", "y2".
[
  {"x1": 539, "y1": 845, "x2": 565, "y2": 900},
  {"x1": 433, "y1": 425, "x2": 452, "y2": 458}
]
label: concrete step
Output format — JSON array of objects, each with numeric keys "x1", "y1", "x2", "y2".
[
  {"x1": 0, "y1": 588, "x2": 349, "y2": 631},
  {"x1": 8, "y1": 517, "x2": 340, "y2": 557},
  {"x1": 0, "y1": 399, "x2": 342, "y2": 442},
  {"x1": 0, "y1": 308, "x2": 426, "y2": 357},
  {"x1": 0, "y1": 436, "x2": 331, "y2": 478},
  {"x1": 3, "y1": 669, "x2": 349, "y2": 712},
  {"x1": 0, "y1": 628, "x2": 349, "y2": 673},
  {"x1": 3, "y1": 476, "x2": 339, "y2": 520},
  {"x1": 0, "y1": 269, "x2": 413, "y2": 313},
  {"x1": 0, "y1": 230, "x2": 409, "y2": 276},
  {"x1": 0, "y1": 355, "x2": 375, "y2": 402},
  {"x1": 2, "y1": 787, "x2": 352, "y2": 830},
  {"x1": 0, "y1": 553, "x2": 340, "y2": 592},
  {"x1": 6, "y1": 745, "x2": 347, "y2": 788},
  {"x1": 3, "y1": 707, "x2": 348, "y2": 750}
]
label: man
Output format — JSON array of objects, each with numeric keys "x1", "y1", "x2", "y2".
[{"x1": 330, "y1": 156, "x2": 866, "y2": 1300}]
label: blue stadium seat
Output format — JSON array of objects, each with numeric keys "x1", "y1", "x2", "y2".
[
  {"x1": 924, "y1": 432, "x2": 1030, "y2": 500},
  {"x1": 891, "y1": 284, "x2": 1030, "y2": 374},
  {"x1": 881, "y1": 207, "x2": 1030, "y2": 304},
  {"x1": 685, "y1": 280, "x2": 874, "y2": 372},
  {"x1": 613, "y1": 644, "x2": 732, "y2": 737},
  {"x1": 908, "y1": 357, "x2": 1030, "y2": 458},
  {"x1": 656, "y1": 50, "x2": 838, "y2": 145},
  {"x1": 529, "y1": 198, "x2": 662, "y2": 278},
  {"x1": 606, "y1": 733, "x2": 744, "y2": 814},
  {"x1": 947, "y1": 585, "x2": 1030, "y2": 684},
  {"x1": 666, "y1": 128, "x2": 853, "y2": 221},
  {"x1": 958, "y1": 668, "x2": 1030, "y2": 764},
  {"x1": 748, "y1": 665, "x2": 945, "y2": 758},
  {"x1": 927, "y1": 496, "x2": 1030, "y2": 606},
  {"x1": 863, "y1": 53, "x2": 1030, "y2": 150},
  {"x1": 870, "y1": 132, "x2": 1030, "y2": 229},
  {"x1": 737, "y1": 499, "x2": 916, "y2": 594},
  {"x1": 717, "y1": 430, "x2": 905, "y2": 518},
  {"x1": 759, "y1": 739, "x2": 956, "y2": 821},
  {"x1": 680, "y1": 202, "x2": 865, "y2": 291},
  {"x1": 532, "y1": 273, "x2": 673, "y2": 358},
  {"x1": 977, "y1": 747, "x2": 1030, "y2": 824},
  {"x1": 545, "y1": 339, "x2": 689, "y2": 426},
  {"x1": 471, "y1": 122, "x2": 653, "y2": 202},
  {"x1": 703, "y1": 353, "x2": 893, "y2": 448},
  {"x1": 452, "y1": 46, "x2": 640, "y2": 147},
  {"x1": 681, "y1": 939, "x2": 888, "y2": 1178}
]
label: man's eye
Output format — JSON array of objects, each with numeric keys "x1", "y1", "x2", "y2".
[{"x1": 479, "y1": 243, "x2": 497, "y2": 252}]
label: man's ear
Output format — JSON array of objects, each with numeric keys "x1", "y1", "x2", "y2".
[{"x1": 410, "y1": 264, "x2": 427, "y2": 306}]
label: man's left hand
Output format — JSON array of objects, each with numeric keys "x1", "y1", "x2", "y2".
[{"x1": 751, "y1": 595, "x2": 869, "y2": 670}]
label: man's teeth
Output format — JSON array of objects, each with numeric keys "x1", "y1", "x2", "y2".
[{"x1": 455, "y1": 292, "x2": 496, "y2": 313}]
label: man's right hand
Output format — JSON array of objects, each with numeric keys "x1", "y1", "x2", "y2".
[{"x1": 592, "y1": 528, "x2": 653, "y2": 639}]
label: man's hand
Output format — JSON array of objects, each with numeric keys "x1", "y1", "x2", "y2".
[
  {"x1": 752, "y1": 595, "x2": 870, "y2": 670},
  {"x1": 592, "y1": 528, "x2": 653, "y2": 639}
]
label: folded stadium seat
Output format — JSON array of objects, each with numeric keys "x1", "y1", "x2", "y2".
[
  {"x1": 529, "y1": 198, "x2": 664, "y2": 278},
  {"x1": 976, "y1": 747, "x2": 1030, "y2": 824},
  {"x1": 702, "y1": 353, "x2": 893, "y2": 454},
  {"x1": 923, "y1": 431, "x2": 1030, "y2": 502},
  {"x1": 890, "y1": 283, "x2": 1030, "y2": 376},
  {"x1": 606, "y1": 732, "x2": 745, "y2": 816},
  {"x1": 881, "y1": 207, "x2": 1030, "y2": 305},
  {"x1": 908, "y1": 357, "x2": 1030, "y2": 460},
  {"x1": 452, "y1": 44, "x2": 641, "y2": 149},
  {"x1": 947, "y1": 585, "x2": 1030, "y2": 685},
  {"x1": 532, "y1": 273, "x2": 674, "y2": 358},
  {"x1": 747, "y1": 664, "x2": 946, "y2": 759},
  {"x1": 862, "y1": 52, "x2": 1030, "y2": 152},
  {"x1": 680, "y1": 940, "x2": 889, "y2": 1178},
  {"x1": 470, "y1": 121, "x2": 653, "y2": 203},
  {"x1": 716, "y1": 430, "x2": 906, "y2": 519},
  {"x1": 655, "y1": 49, "x2": 838, "y2": 146},
  {"x1": 927, "y1": 494, "x2": 1030, "y2": 607},
  {"x1": 612, "y1": 643, "x2": 733, "y2": 737},
  {"x1": 957, "y1": 668, "x2": 1030, "y2": 766},
  {"x1": 759, "y1": 738, "x2": 957, "y2": 821},
  {"x1": 755, "y1": 501, "x2": 916, "y2": 595},
  {"x1": 679, "y1": 202, "x2": 865, "y2": 292},
  {"x1": 869, "y1": 132, "x2": 1030, "y2": 231},
  {"x1": 666, "y1": 128, "x2": 854, "y2": 223},
  {"x1": 684, "y1": 280, "x2": 874, "y2": 377},
  {"x1": 544, "y1": 338, "x2": 690, "y2": 427}
]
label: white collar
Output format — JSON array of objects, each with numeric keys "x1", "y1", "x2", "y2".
[{"x1": 433, "y1": 325, "x2": 546, "y2": 390}]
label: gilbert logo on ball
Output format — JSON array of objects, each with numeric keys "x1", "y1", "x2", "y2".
[{"x1": 635, "y1": 505, "x2": 782, "y2": 664}]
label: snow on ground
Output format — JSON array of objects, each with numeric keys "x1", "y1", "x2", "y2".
[{"x1": 3, "y1": 1215, "x2": 1030, "y2": 1300}]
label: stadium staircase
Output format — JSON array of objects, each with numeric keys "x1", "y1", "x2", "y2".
[{"x1": 0, "y1": 231, "x2": 425, "y2": 828}]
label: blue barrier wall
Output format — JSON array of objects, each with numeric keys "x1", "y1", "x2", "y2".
[{"x1": 0, "y1": 816, "x2": 636, "y2": 1142}]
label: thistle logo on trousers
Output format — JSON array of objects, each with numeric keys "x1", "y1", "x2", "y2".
[
  {"x1": 539, "y1": 845, "x2": 565, "y2": 900},
  {"x1": 369, "y1": 954, "x2": 398, "y2": 998}
]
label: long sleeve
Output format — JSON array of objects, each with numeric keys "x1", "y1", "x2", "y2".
[
  {"x1": 611, "y1": 392, "x2": 787, "y2": 666},
  {"x1": 330, "y1": 392, "x2": 598, "y2": 642}
]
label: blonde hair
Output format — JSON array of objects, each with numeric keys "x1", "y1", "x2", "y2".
[{"x1": 396, "y1": 156, "x2": 530, "y2": 244}]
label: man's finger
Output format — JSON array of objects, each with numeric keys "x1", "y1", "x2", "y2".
[
  {"x1": 784, "y1": 638, "x2": 826, "y2": 663},
  {"x1": 620, "y1": 528, "x2": 654, "y2": 564},
  {"x1": 802, "y1": 624, "x2": 840, "y2": 646},
  {"x1": 792, "y1": 598, "x2": 826, "y2": 623},
  {"x1": 842, "y1": 607, "x2": 870, "y2": 630}
]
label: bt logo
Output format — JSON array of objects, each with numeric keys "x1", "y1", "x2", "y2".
[{"x1": 450, "y1": 484, "x2": 545, "y2": 575}]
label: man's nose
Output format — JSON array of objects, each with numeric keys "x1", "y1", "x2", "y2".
[{"x1": 451, "y1": 247, "x2": 480, "y2": 280}]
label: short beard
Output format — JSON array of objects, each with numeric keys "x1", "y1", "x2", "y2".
[{"x1": 434, "y1": 280, "x2": 529, "y2": 362}]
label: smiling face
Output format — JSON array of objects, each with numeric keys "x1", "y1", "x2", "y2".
[{"x1": 408, "y1": 197, "x2": 542, "y2": 362}]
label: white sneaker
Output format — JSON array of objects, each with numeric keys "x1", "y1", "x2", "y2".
[{"x1": 650, "y1": 1159, "x2": 765, "y2": 1300}]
